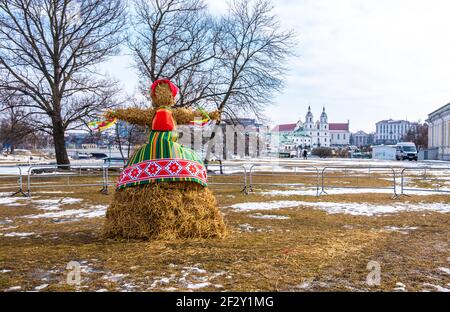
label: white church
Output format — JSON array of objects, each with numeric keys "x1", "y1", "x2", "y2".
[{"x1": 272, "y1": 106, "x2": 350, "y2": 148}]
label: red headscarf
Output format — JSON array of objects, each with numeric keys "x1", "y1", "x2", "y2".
[{"x1": 150, "y1": 79, "x2": 178, "y2": 98}]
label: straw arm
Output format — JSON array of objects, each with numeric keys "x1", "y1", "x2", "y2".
[
  {"x1": 105, "y1": 108, "x2": 156, "y2": 127},
  {"x1": 172, "y1": 108, "x2": 221, "y2": 125}
]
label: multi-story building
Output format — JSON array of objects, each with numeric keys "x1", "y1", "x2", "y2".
[
  {"x1": 330, "y1": 122, "x2": 350, "y2": 147},
  {"x1": 427, "y1": 103, "x2": 450, "y2": 160},
  {"x1": 375, "y1": 119, "x2": 417, "y2": 145},
  {"x1": 351, "y1": 131, "x2": 373, "y2": 147},
  {"x1": 273, "y1": 107, "x2": 350, "y2": 149}
]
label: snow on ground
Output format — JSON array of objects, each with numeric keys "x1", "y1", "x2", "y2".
[
  {"x1": 228, "y1": 200, "x2": 450, "y2": 216},
  {"x1": 423, "y1": 283, "x2": 449, "y2": 292},
  {"x1": 260, "y1": 187, "x2": 449, "y2": 197},
  {"x1": 25, "y1": 205, "x2": 107, "y2": 220},
  {"x1": 148, "y1": 264, "x2": 225, "y2": 291},
  {"x1": 383, "y1": 226, "x2": 418, "y2": 234},
  {"x1": 0, "y1": 232, "x2": 35, "y2": 238},
  {"x1": 393, "y1": 282, "x2": 407, "y2": 292},
  {"x1": 31, "y1": 198, "x2": 83, "y2": 211},
  {"x1": 250, "y1": 213, "x2": 290, "y2": 220},
  {"x1": 229, "y1": 201, "x2": 303, "y2": 211},
  {"x1": 438, "y1": 267, "x2": 450, "y2": 275},
  {"x1": 0, "y1": 196, "x2": 26, "y2": 206},
  {"x1": 5, "y1": 286, "x2": 22, "y2": 292},
  {"x1": 34, "y1": 284, "x2": 49, "y2": 291}
]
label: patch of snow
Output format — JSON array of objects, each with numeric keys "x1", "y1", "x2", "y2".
[
  {"x1": 260, "y1": 188, "x2": 447, "y2": 197},
  {"x1": 5, "y1": 286, "x2": 21, "y2": 292},
  {"x1": 438, "y1": 267, "x2": 450, "y2": 275},
  {"x1": 1, "y1": 232, "x2": 35, "y2": 237},
  {"x1": 393, "y1": 282, "x2": 407, "y2": 292},
  {"x1": 151, "y1": 277, "x2": 171, "y2": 288},
  {"x1": 0, "y1": 218, "x2": 13, "y2": 225},
  {"x1": 186, "y1": 282, "x2": 211, "y2": 290},
  {"x1": 423, "y1": 283, "x2": 449, "y2": 292},
  {"x1": 162, "y1": 287, "x2": 178, "y2": 291},
  {"x1": 103, "y1": 273, "x2": 128, "y2": 283},
  {"x1": 230, "y1": 200, "x2": 450, "y2": 216},
  {"x1": 238, "y1": 223, "x2": 255, "y2": 232},
  {"x1": 32, "y1": 198, "x2": 83, "y2": 211},
  {"x1": 25, "y1": 205, "x2": 107, "y2": 220},
  {"x1": 0, "y1": 197, "x2": 24, "y2": 206},
  {"x1": 250, "y1": 213, "x2": 290, "y2": 220},
  {"x1": 0, "y1": 269, "x2": 12, "y2": 273},
  {"x1": 34, "y1": 284, "x2": 49, "y2": 291},
  {"x1": 229, "y1": 201, "x2": 303, "y2": 211},
  {"x1": 384, "y1": 226, "x2": 418, "y2": 234},
  {"x1": 182, "y1": 266, "x2": 207, "y2": 275},
  {"x1": 96, "y1": 289, "x2": 108, "y2": 292}
]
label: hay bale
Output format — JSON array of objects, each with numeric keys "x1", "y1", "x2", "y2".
[{"x1": 103, "y1": 182, "x2": 226, "y2": 240}]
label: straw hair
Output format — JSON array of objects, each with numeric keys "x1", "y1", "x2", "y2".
[
  {"x1": 104, "y1": 182, "x2": 227, "y2": 240},
  {"x1": 151, "y1": 82, "x2": 176, "y2": 107}
]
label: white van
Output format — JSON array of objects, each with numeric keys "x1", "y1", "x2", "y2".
[{"x1": 395, "y1": 142, "x2": 418, "y2": 161}]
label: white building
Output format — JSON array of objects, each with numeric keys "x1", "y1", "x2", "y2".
[
  {"x1": 351, "y1": 131, "x2": 373, "y2": 147},
  {"x1": 302, "y1": 107, "x2": 330, "y2": 147},
  {"x1": 272, "y1": 107, "x2": 350, "y2": 148},
  {"x1": 329, "y1": 123, "x2": 350, "y2": 147},
  {"x1": 375, "y1": 119, "x2": 417, "y2": 145},
  {"x1": 427, "y1": 103, "x2": 450, "y2": 160}
]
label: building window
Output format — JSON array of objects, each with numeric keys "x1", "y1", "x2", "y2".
[{"x1": 337, "y1": 134, "x2": 340, "y2": 140}]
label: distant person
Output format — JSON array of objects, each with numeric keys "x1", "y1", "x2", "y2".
[{"x1": 303, "y1": 149, "x2": 308, "y2": 160}]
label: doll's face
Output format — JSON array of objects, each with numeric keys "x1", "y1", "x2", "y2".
[{"x1": 151, "y1": 83, "x2": 176, "y2": 108}]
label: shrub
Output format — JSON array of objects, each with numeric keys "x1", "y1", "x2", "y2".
[{"x1": 312, "y1": 147, "x2": 333, "y2": 158}]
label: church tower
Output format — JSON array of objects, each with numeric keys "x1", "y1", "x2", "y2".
[
  {"x1": 304, "y1": 106, "x2": 314, "y2": 130},
  {"x1": 320, "y1": 106, "x2": 328, "y2": 131}
]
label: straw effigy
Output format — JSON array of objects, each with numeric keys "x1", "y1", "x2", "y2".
[{"x1": 103, "y1": 81, "x2": 226, "y2": 240}]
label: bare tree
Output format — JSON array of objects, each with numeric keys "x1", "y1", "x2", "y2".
[
  {"x1": 203, "y1": 0, "x2": 295, "y2": 161},
  {"x1": 212, "y1": 0, "x2": 295, "y2": 120},
  {"x1": 0, "y1": 0, "x2": 126, "y2": 165},
  {"x1": 129, "y1": 0, "x2": 295, "y2": 161},
  {"x1": 0, "y1": 108, "x2": 34, "y2": 154},
  {"x1": 129, "y1": 0, "x2": 218, "y2": 107},
  {"x1": 402, "y1": 123, "x2": 428, "y2": 150}
]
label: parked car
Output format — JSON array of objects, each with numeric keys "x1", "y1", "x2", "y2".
[
  {"x1": 395, "y1": 142, "x2": 418, "y2": 161},
  {"x1": 89, "y1": 153, "x2": 108, "y2": 160}
]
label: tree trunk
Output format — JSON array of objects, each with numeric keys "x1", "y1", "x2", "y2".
[
  {"x1": 52, "y1": 117, "x2": 70, "y2": 167},
  {"x1": 203, "y1": 121, "x2": 221, "y2": 163}
]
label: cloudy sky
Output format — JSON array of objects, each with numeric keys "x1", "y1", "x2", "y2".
[{"x1": 106, "y1": 0, "x2": 450, "y2": 132}]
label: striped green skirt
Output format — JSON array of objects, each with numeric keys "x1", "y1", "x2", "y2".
[{"x1": 116, "y1": 131, "x2": 208, "y2": 190}]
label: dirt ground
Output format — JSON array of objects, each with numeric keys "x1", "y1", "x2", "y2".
[{"x1": 0, "y1": 173, "x2": 449, "y2": 292}]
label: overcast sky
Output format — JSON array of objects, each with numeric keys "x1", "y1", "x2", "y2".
[{"x1": 105, "y1": 0, "x2": 450, "y2": 133}]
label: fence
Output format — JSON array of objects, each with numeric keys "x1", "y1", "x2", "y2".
[
  {"x1": 0, "y1": 162, "x2": 448, "y2": 198},
  {"x1": 399, "y1": 167, "x2": 450, "y2": 196},
  {"x1": 247, "y1": 164, "x2": 320, "y2": 196},
  {"x1": 319, "y1": 166, "x2": 399, "y2": 198}
]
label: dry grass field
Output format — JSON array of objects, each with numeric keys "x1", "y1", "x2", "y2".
[{"x1": 0, "y1": 169, "x2": 449, "y2": 292}]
